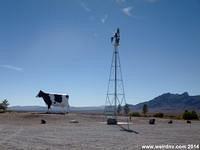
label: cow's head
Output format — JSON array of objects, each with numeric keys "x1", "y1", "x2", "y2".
[{"x1": 36, "y1": 90, "x2": 44, "y2": 98}]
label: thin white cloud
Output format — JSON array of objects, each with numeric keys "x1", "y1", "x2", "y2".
[
  {"x1": 80, "y1": 2, "x2": 91, "y2": 12},
  {"x1": 122, "y1": 7, "x2": 133, "y2": 16},
  {"x1": 0, "y1": 65, "x2": 23, "y2": 72},
  {"x1": 101, "y1": 14, "x2": 108, "y2": 24}
]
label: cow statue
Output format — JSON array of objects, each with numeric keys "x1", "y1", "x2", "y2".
[{"x1": 36, "y1": 90, "x2": 70, "y2": 114}]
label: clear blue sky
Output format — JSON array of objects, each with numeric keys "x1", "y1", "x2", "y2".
[{"x1": 0, "y1": 0, "x2": 200, "y2": 106}]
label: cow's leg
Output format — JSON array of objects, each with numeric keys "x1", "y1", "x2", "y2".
[
  {"x1": 47, "y1": 105, "x2": 51, "y2": 113},
  {"x1": 46, "y1": 108, "x2": 49, "y2": 114},
  {"x1": 62, "y1": 106, "x2": 66, "y2": 115},
  {"x1": 67, "y1": 105, "x2": 70, "y2": 114}
]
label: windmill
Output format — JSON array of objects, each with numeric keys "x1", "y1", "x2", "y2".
[{"x1": 104, "y1": 28, "x2": 127, "y2": 125}]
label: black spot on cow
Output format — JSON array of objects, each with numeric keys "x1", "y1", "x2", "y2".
[
  {"x1": 54, "y1": 94, "x2": 62, "y2": 103},
  {"x1": 43, "y1": 94, "x2": 52, "y2": 109}
]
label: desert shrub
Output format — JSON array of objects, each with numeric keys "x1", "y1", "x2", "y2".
[
  {"x1": 182, "y1": 110, "x2": 199, "y2": 120},
  {"x1": 175, "y1": 115, "x2": 182, "y2": 120},
  {"x1": 153, "y1": 112, "x2": 164, "y2": 118},
  {"x1": 165, "y1": 115, "x2": 176, "y2": 119},
  {"x1": 146, "y1": 114, "x2": 153, "y2": 117},
  {"x1": 124, "y1": 104, "x2": 130, "y2": 115},
  {"x1": 191, "y1": 111, "x2": 199, "y2": 120},
  {"x1": 142, "y1": 104, "x2": 148, "y2": 115},
  {"x1": 0, "y1": 99, "x2": 9, "y2": 112},
  {"x1": 117, "y1": 104, "x2": 122, "y2": 115},
  {"x1": 130, "y1": 112, "x2": 141, "y2": 117},
  {"x1": 168, "y1": 115, "x2": 176, "y2": 119}
]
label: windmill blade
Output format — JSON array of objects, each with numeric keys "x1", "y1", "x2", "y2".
[
  {"x1": 117, "y1": 28, "x2": 120, "y2": 35},
  {"x1": 111, "y1": 37, "x2": 114, "y2": 43}
]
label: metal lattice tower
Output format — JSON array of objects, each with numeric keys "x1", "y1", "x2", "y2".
[{"x1": 104, "y1": 28, "x2": 126, "y2": 123}]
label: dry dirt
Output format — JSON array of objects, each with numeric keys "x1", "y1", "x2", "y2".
[{"x1": 0, "y1": 112, "x2": 199, "y2": 150}]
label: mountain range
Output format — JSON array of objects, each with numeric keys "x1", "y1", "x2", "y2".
[
  {"x1": 9, "y1": 92, "x2": 200, "y2": 113},
  {"x1": 130, "y1": 92, "x2": 200, "y2": 113}
]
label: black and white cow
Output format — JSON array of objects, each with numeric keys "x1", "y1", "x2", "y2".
[{"x1": 36, "y1": 90, "x2": 70, "y2": 113}]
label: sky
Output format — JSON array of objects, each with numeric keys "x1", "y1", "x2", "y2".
[{"x1": 0, "y1": 0, "x2": 200, "y2": 107}]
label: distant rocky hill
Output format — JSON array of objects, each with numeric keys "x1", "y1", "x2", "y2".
[{"x1": 130, "y1": 92, "x2": 200, "y2": 113}]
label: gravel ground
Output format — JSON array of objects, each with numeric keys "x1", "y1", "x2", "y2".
[{"x1": 0, "y1": 112, "x2": 199, "y2": 150}]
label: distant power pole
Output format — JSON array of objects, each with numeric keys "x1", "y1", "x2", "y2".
[{"x1": 104, "y1": 28, "x2": 126, "y2": 125}]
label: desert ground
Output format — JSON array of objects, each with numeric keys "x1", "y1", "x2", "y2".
[{"x1": 0, "y1": 112, "x2": 199, "y2": 150}]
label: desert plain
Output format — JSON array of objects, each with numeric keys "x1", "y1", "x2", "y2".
[{"x1": 0, "y1": 112, "x2": 199, "y2": 150}]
